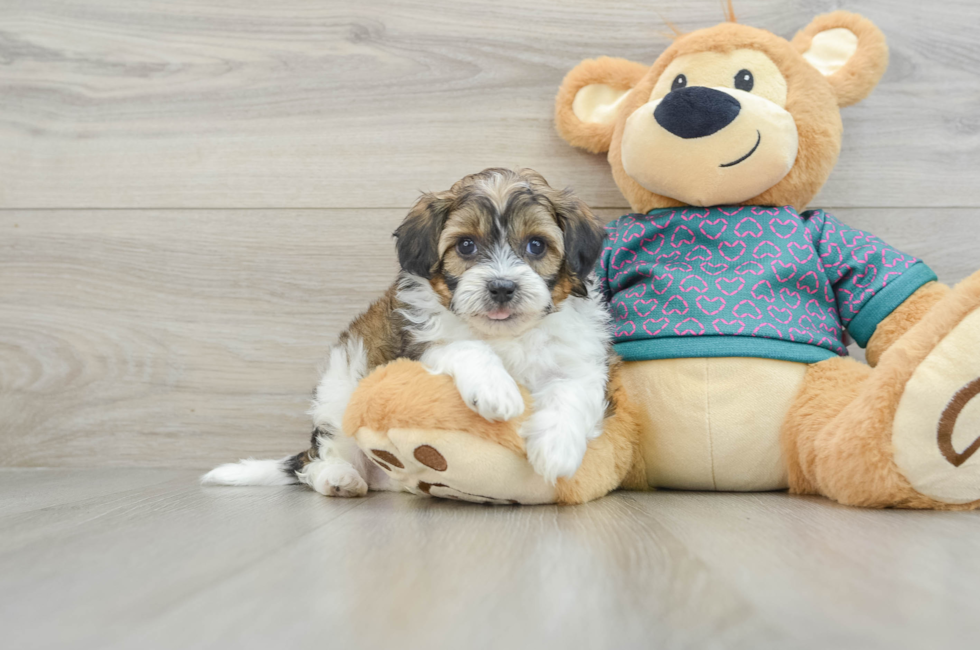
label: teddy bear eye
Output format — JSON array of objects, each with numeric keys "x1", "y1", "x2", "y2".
[
  {"x1": 671, "y1": 74, "x2": 687, "y2": 92},
  {"x1": 734, "y1": 69, "x2": 754, "y2": 92}
]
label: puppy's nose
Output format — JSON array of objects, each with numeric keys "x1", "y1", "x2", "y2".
[
  {"x1": 487, "y1": 279, "x2": 517, "y2": 304},
  {"x1": 654, "y1": 86, "x2": 741, "y2": 139}
]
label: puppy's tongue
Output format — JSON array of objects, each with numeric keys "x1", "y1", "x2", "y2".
[{"x1": 487, "y1": 308, "x2": 512, "y2": 321}]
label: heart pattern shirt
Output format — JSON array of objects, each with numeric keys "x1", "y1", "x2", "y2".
[{"x1": 598, "y1": 206, "x2": 937, "y2": 363}]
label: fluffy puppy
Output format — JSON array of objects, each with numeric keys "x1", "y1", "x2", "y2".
[{"x1": 203, "y1": 168, "x2": 613, "y2": 496}]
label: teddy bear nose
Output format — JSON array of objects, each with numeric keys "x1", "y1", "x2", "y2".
[{"x1": 654, "y1": 86, "x2": 741, "y2": 139}]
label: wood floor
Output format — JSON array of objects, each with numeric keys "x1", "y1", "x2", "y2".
[{"x1": 2, "y1": 468, "x2": 978, "y2": 650}]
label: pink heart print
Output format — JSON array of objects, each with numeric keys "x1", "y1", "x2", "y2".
[
  {"x1": 820, "y1": 243, "x2": 843, "y2": 268},
  {"x1": 640, "y1": 234, "x2": 665, "y2": 256},
  {"x1": 753, "y1": 323, "x2": 784, "y2": 338},
  {"x1": 685, "y1": 245, "x2": 713, "y2": 262},
  {"x1": 771, "y1": 260, "x2": 797, "y2": 283},
  {"x1": 735, "y1": 261, "x2": 764, "y2": 276},
  {"x1": 851, "y1": 244, "x2": 878, "y2": 264},
  {"x1": 753, "y1": 241, "x2": 781, "y2": 259},
  {"x1": 634, "y1": 298, "x2": 660, "y2": 317},
  {"x1": 611, "y1": 247, "x2": 637, "y2": 271},
  {"x1": 700, "y1": 262, "x2": 730, "y2": 276},
  {"x1": 769, "y1": 217, "x2": 798, "y2": 239},
  {"x1": 611, "y1": 300, "x2": 629, "y2": 320},
  {"x1": 719, "y1": 240, "x2": 746, "y2": 261},
  {"x1": 881, "y1": 249, "x2": 906, "y2": 268},
  {"x1": 796, "y1": 271, "x2": 820, "y2": 295},
  {"x1": 642, "y1": 318, "x2": 670, "y2": 336},
  {"x1": 621, "y1": 221, "x2": 646, "y2": 242},
  {"x1": 853, "y1": 264, "x2": 878, "y2": 288},
  {"x1": 651, "y1": 273, "x2": 675, "y2": 294},
  {"x1": 779, "y1": 288, "x2": 801, "y2": 309},
  {"x1": 679, "y1": 275, "x2": 709, "y2": 293},
  {"x1": 767, "y1": 305, "x2": 793, "y2": 324},
  {"x1": 751, "y1": 279, "x2": 776, "y2": 302},
  {"x1": 674, "y1": 318, "x2": 705, "y2": 336},
  {"x1": 733, "y1": 299, "x2": 763, "y2": 319},
  {"x1": 734, "y1": 217, "x2": 763, "y2": 238},
  {"x1": 663, "y1": 295, "x2": 690, "y2": 315},
  {"x1": 622, "y1": 284, "x2": 647, "y2": 299},
  {"x1": 682, "y1": 208, "x2": 710, "y2": 221},
  {"x1": 805, "y1": 299, "x2": 827, "y2": 321},
  {"x1": 839, "y1": 229, "x2": 864, "y2": 247},
  {"x1": 699, "y1": 219, "x2": 728, "y2": 240},
  {"x1": 713, "y1": 318, "x2": 746, "y2": 335},
  {"x1": 697, "y1": 295, "x2": 727, "y2": 315},
  {"x1": 615, "y1": 321, "x2": 637, "y2": 338},
  {"x1": 789, "y1": 327, "x2": 814, "y2": 343},
  {"x1": 671, "y1": 225, "x2": 696, "y2": 247},
  {"x1": 787, "y1": 242, "x2": 814, "y2": 264},
  {"x1": 716, "y1": 277, "x2": 746, "y2": 296}
]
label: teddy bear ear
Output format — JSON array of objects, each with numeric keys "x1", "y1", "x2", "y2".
[
  {"x1": 555, "y1": 57, "x2": 649, "y2": 154},
  {"x1": 791, "y1": 11, "x2": 889, "y2": 108}
]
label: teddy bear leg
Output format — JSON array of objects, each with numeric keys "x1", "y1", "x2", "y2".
[
  {"x1": 341, "y1": 359, "x2": 640, "y2": 505},
  {"x1": 783, "y1": 270, "x2": 980, "y2": 509},
  {"x1": 552, "y1": 369, "x2": 647, "y2": 504}
]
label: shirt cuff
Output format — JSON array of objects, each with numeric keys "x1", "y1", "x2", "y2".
[{"x1": 847, "y1": 262, "x2": 938, "y2": 348}]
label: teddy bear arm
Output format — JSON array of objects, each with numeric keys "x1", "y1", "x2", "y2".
[{"x1": 865, "y1": 281, "x2": 951, "y2": 366}]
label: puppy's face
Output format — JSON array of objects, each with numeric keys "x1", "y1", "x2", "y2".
[{"x1": 395, "y1": 168, "x2": 605, "y2": 336}]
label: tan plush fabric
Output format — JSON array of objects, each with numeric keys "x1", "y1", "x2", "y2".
[
  {"x1": 344, "y1": 358, "x2": 643, "y2": 505},
  {"x1": 783, "y1": 270, "x2": 980, "y2": 509},
  {"x1": 866, "y1": 282, "x2": 950, "y2": 367},
  {"x1": 621, "y1": 358, "x2": 805, "y2": 491},
  {"x1": 554, "y1": 57, "x2": 649, "y2": 154},
  {"x1": 790, "y1": 12, "x2": 889, "y2": 107},
  {"x1": 554, "y1": 12, "x2": 891, "y2": 214},
  {"x1": 355, "y1": 426, "x2": 557, "y2": 505},
  {"x1": 343, "y1": 358, "x2": 530, "y2": 455}
]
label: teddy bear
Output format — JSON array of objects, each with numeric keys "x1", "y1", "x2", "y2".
[{"x1": 343, "y1": 10, "x2": 980, "y2": 509}]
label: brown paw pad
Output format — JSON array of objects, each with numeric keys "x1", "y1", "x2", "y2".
[
  {"x1": 413, "y1": 445, "x2": 447, "y2": 471},
  {"x1": 938, "y1": 377, "x2": 980, "y2": 467},
  {"x1": 418, "y1": 481, "x2": 446, "y2": 495},
  {"x1": 371, "y1": 449, "x2": 404, "y2": 469}
]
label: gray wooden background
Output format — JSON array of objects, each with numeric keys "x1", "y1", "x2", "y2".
[{"x1": 2, "y1": 0, "x2": 978, "y2": 468}]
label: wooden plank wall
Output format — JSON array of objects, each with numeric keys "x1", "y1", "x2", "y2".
[{"x1": 2, "y1": 0, "x2": 979, "y2": 467}]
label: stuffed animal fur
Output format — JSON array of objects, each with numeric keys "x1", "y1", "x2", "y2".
[{"x1": 347, "y1": 10, "x2": 980, "y2": 508}]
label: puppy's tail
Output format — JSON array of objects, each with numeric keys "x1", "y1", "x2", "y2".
[{"x1": 200, "y1": 455, "x2": 301, "y2": 486}]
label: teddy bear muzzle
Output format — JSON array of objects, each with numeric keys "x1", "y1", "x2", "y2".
[{"x1": 620, "y1": 86, "x2": 799, "y2": 207}]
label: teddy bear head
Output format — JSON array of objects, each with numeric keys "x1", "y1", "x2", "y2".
[{"x1": 555, "y1": 11, "x2": 888, "y2": 214}]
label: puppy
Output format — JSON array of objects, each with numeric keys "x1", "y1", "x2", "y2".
[{"x1": 203, "y1": 168, "x2": 614, "y2": 496}]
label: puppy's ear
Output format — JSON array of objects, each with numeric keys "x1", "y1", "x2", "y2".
[
  {"x1": 394, "y1": 191, "x2": 453, "y2": 278},
  {"x1": 551, "y1": 189, "x2": 606, "y2": 296},
  {"x1": 555, "y1": 57, "x2": 649, "y2": 154}
]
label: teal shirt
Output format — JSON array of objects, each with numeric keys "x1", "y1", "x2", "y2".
[{"x1": 598, "y1": 206, "x2": 936, "y2": 363}]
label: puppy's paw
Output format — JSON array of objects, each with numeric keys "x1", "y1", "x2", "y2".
[
  {"x1": 522, "y1": 420, "x2": 588, "y2": 485},
  {"x1": 456, "y1": 369, "x2": 525, "y2": 422},
  {"x1": 308, "y1": 461, "x2": 368, "y2": 498}
]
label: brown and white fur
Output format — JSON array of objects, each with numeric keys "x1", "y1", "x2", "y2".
[{"x1": 202, "y1": 168, "x2": 614, "y2": 496}]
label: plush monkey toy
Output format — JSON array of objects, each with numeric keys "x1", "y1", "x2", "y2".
[{"x1": 347, "y1": 10, "x2": 980, "y2": 508}]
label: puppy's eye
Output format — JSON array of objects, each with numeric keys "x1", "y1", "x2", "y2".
[
  {"x1": 671, "y1": 74, "x2": 687, "y2": 92},
  {"x1": 526, "y1": 237, "x2": 546, "y2": 256},
  {"x1": 734, "y1": 69, "x2": 754, "y2": 92},
  {"x1": 456, "y1": 238, "x2": 477, "y2": 256}
]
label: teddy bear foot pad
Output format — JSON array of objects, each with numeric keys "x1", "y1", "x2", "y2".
[
  {"x1": 893, "y1": 304, "x2": 980, "y2": 504},
  {"x1": 353, "y1": 426, "x2": 558, "y2": 505}
]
